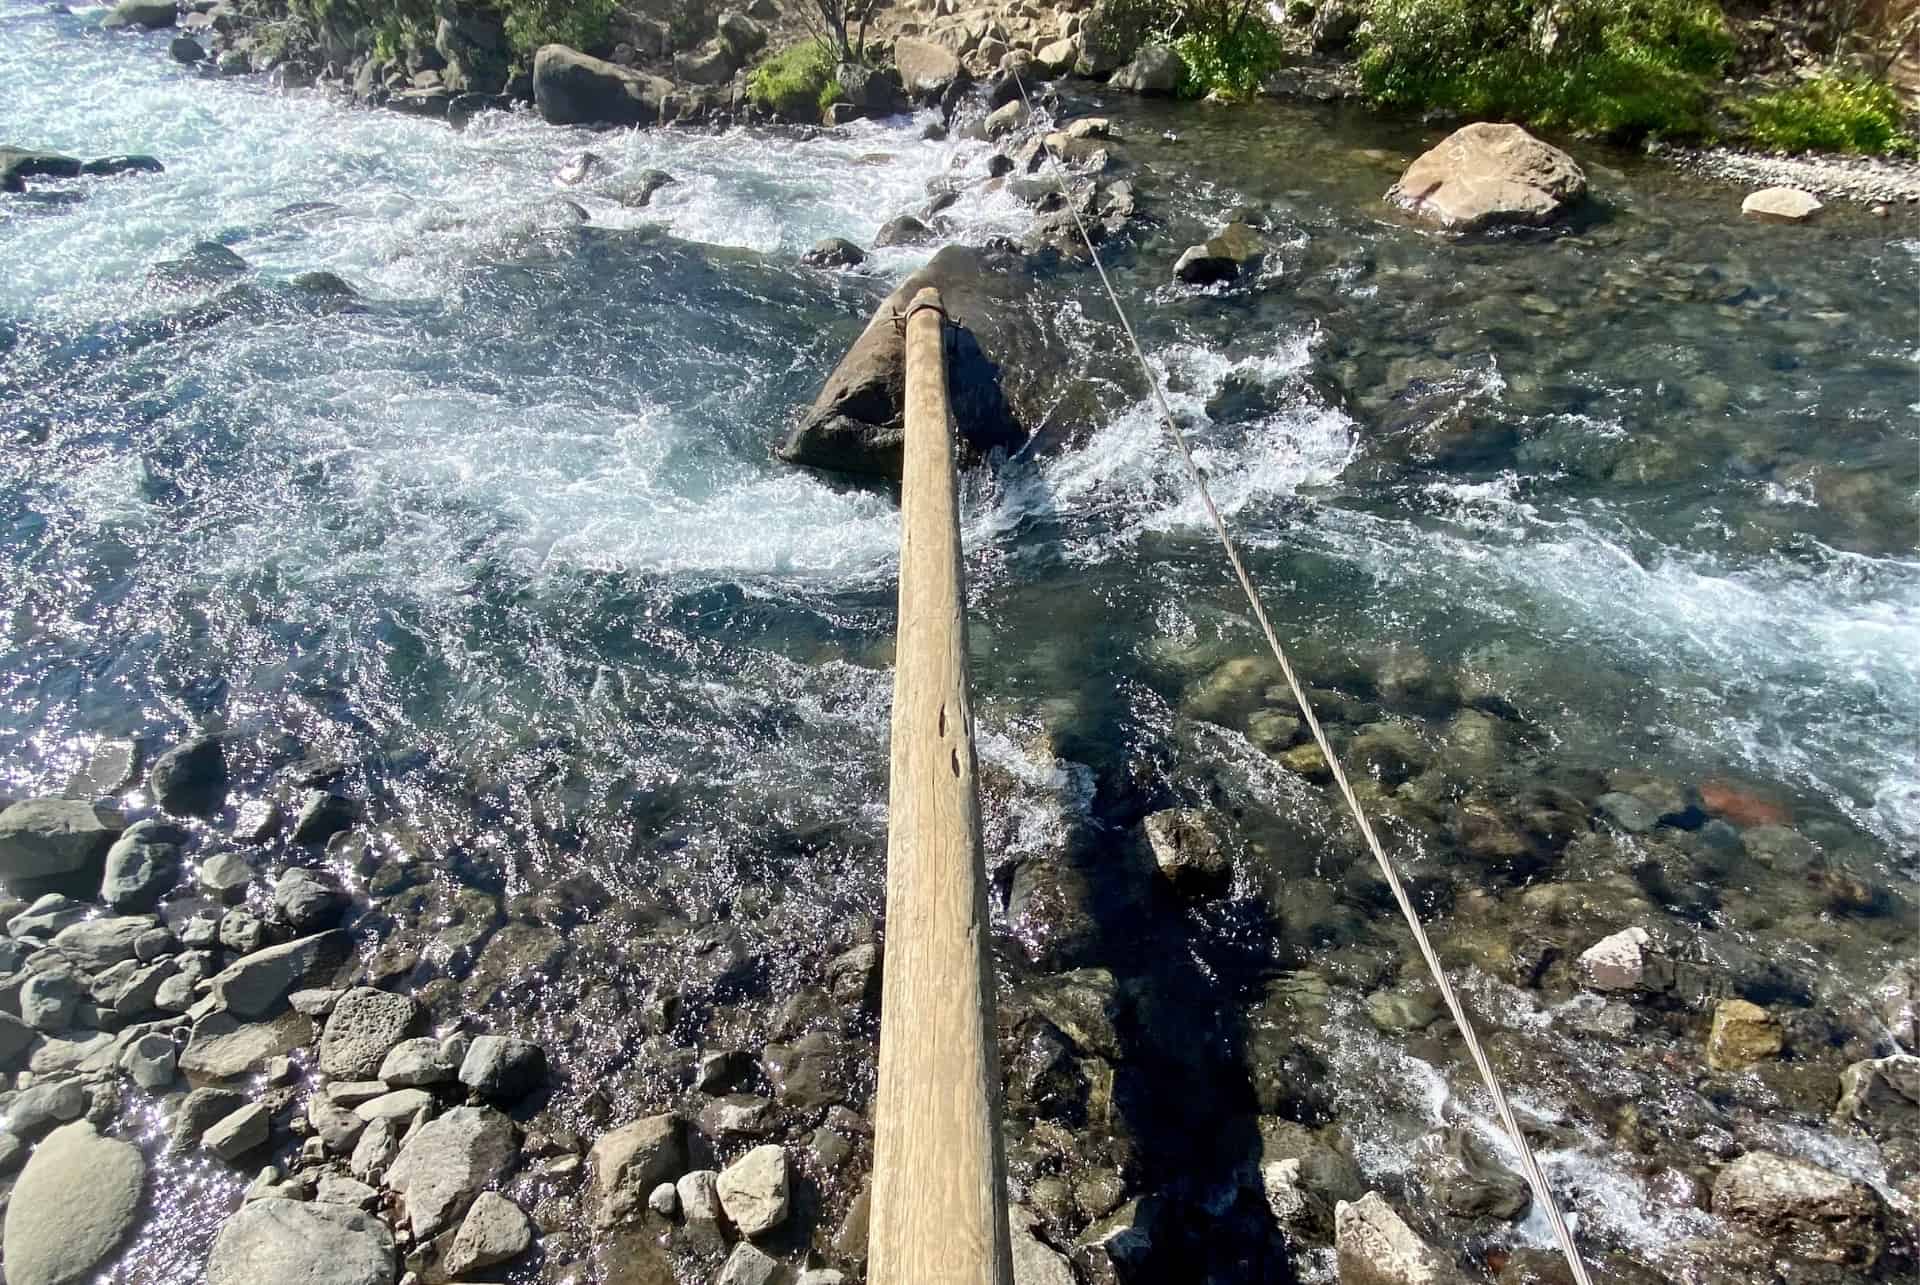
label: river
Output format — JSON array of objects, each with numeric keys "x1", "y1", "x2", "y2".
[{"x1": 2, "y1": 3, "x2": 1917, "y2": 1282}]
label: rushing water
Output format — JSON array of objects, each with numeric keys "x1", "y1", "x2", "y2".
[{"x1": 2, "y1": 3, "x2": 1918, "y2": 1283}]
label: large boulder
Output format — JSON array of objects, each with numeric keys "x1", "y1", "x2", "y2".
[
  {"x1": 1109, "y1": 44, "x2": 1184, "y2": 95},
  {"x1": 532, "y1": 45, "x2": 673, "y2": 127},
  {"x1": 0, "y1": 799, "x2": 118, "y2": 880},
  {"x1": 894, "y1": 36, "x2": 966, "y2": 100},
  {"x1": 4, "y1": 1121, "x2": 146, "y2": 1285},
  {"x1": 1711, "y1": 1151, "x2": 1885, "y2": 1268},
  {"x1": 101, "y1": 0, "x2": 177, "y2": 29},
  {"x1": 383, "y1": 1106, "x2": 519, "y2": 1239},
  {"x1": 206, "y1": 1198, "x2": 397, "y2": 1285},
  {"x1": 1386, "y1": 122, "x2": 1587, "y2": 233},
  {"x1": 148, "y1": 734, "x2": 226, "y2": 815},
  {"x1": 209, "y1": 929, "x2": 349, "y2": 1017},
  {"x1": 1075, "y1": 0, "x2": 1142, "y2": 77},
  {"x1": 778, "y1": 245, "x2": 1085, "y2": 479}
]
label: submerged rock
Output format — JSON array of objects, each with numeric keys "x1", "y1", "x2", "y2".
[
  {"x1": 1711, "y1": 1150, "x2": 1885, "y2": 1267},
  {"x1": 801, "y1": 236, "x2": 867, "y2": 268},
  {"x1": 4, "y1": 1121, "x2": 146, "y2": 1285},
  {"x1": 206, "y1": 1198, "x2": 397, "y2": 1285},
  {"x1": 1706, "y1": 998, "x2": 1783, "y2": 1071},
  {"x1": 1141, "y1": 808, "x2": 1230, "y2": 890},
  {"x1": 609, "y1": 167, "x2": 675, "y2": 208},
  {"x1": 1833, "y1": 1053, "x2": 1920, "y2": 1130},
  {"x1": 1173, "y1": 221, "x2": 1262, "y2": 285},
  {"x1": 0, "y1": 149, "x2": 83, "y2": 190},
  {"x1": 532, "y1": 45, "x2": 672, "y2": 128},
  {"x1": 1741, "y1": 186, "x2": 1822, "y2": 223},
  {"x1": 1386, "y1": 122, "x2": 1586, "y2": 233}
]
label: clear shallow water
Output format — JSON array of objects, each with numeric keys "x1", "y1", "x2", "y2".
[{"x1": 2, "y1": 3, "x2": 1918, "y2": 1281}]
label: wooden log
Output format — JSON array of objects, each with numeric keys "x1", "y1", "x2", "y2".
[{"x1": 868, "y1": 287, "x2": 1014, "y2": 1285}]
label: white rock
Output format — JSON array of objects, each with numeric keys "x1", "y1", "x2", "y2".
[
  {"x1": 1577, "y1": 926, "x2": 1650, "y2": 991},
  {"x1": 716, "y1": 1143, "x2": 790, "y2": 1238},
  {"x1": 382, "y1": 1105, "x2": 519, "y2": 1238},
  {"x1": 3, "y1": 1121, "x2": 146, "y2": 1285},
  {"x1": 1741, "y1": 186, "x2": 1822, "y2": 223},
  {"x1": 444, "y1": 1190, "x2": 533, "y2": 1275},
  {"x1": 716, "y1": 1241, "x2": 780, "y2": 1285},
  {"x1": 1334, "y1": 1191, "x2": 1466, "y2": 1284},
  {"x1": 647, "y1": 1181, "x2": 678, "y2": 1216},
  {"x1": 676, "y1": 1168, "x2": 723, "y2": 1222}
]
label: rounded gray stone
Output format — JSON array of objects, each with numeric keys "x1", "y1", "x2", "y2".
[
  {"x1": 206, "y1": 1197, "x2": 397, "y2": 1285},
  {"x1": 3, "y1": 1121, "x2": 145, "y2": 1285}
]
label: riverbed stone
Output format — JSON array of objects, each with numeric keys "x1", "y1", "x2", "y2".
[
  {"x1": 801, "y1": 237, "x2": 866, "y2": 268},
  {"x1": 458, "y1": 1033, "x2": 545, "y2": 1100},
  {"x1": 1834, "y1": 1053, "x2": 1920, "y2": 1130},
  {"x1": 1741, "y1": 186, "x2": 1822, "y2": 223},
  {"x1": 1110, "y1": 43, "x2": 1183, "y2": 94},
  {"x1": 1386, "y1": 122, "x2": 1586, "y2": 233},
  {"x1": 1577, "y1": 926, "x2": 1650, "y2": 991},
  {"x1": 677, "y1": 1167, "x2": 724, "y2": 1221},
  {"x1": 1142, "y1": 807, "x2": 1230, "y2": 889},
  {"x1": 716, "y1": 1242, "x2": 780, "y2": 1285},
  {"x1": 273, "y1": 867, "x2": 345, "y2": 930},
  {"x1": 4, "y1": 1121, "x2": 145, "y2": 1285},
  {"x1": 290, "y1": 791, "x2": 358, "y2": 847},
  {"x1": 20, "y1": 968, "x2": 82, "y2": 1032},
  {"x1": 219, "y1": 907, "x2": 264, "y2": 954},
  {"x1": 350, "y1": 1114, "x2": 402, "y2": 1182},
  {"x1": 319, "y1": 986, "x2": 419, "y2": 1078},
  {"x1": 532, "y1": 44, "x2": 673, "y2": 127},
  {"x1": 590, "y1": 1112, "x2": 686, "y2": 1227},
  {"x1": 203, "y1": 1101, "x2": 271, "y2": 1160},
  {"x1": 206, "y1": 1198, "x2": 398, "y2": 1285},
  {"x1": 51, "y1": 914, "x2": 152, "y2": 968},
  {"x1": 121, "y1": 1030, "x2": 177, "y2": 1088},
  {"x1": 148, "y1": 735, "x2": 226, "y2": 815},
  {"x1": 894, "y1": 36, "x2": 965, "y2": 99},
  {"x1": 171, "y1": 1085, "x2": 246, "y2": 1149},
  {"x1": 1711, "y1": 1150, "x2": 1884, "y2": 1267},
  {"x1": 1334, "y1": 1190, "x2": 1467, "y2": 1284},
  {"x1": 180, "y1": 1008, "x2": 312, "y2": 1080},
  {"x1": 378, "y1": 1035, "x2": 459, "y2": 1087},
  {"x1": 383, "y1": 1104, "x2": 519, "y2": 1238},
  {"x1": 101, "y1": 0, "x2": 177, "y2": 29},
  {"x1": 354, "y1": 1087, "x2": 434, "y2": 1122},
  {"x1": 717, "y1": 1143, "x2": 790, "y2": 1237},
  {"x1": 211, "y1": 929, "x2": 350, "y2": 1018},
  {"x1": 100, "y1": 827, "x2": 179, "y2": 910},
  {"x1": 0, "y1": 800, "x2": 118, "y2": 881},
  {"x1": 9, "y1": 894, "x2": 87, "y2": 939},
  {"x1": 10, "y1": 1078, "x2": 85, "y2": 1134},
  {"x1": 1706, "y1": 998, "x2": 1783, "y2": 1071},
  {"x1": 445, "y1": 1189, "x2": 533, "y2": 1274}
]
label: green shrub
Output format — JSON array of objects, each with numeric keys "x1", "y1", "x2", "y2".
[
  {"x1": 747, "y1": 40, "x2": 836, "y2": 117},
  {"x1": 1741, "y1": 74, "x2": 1917, "y2": 155},
  {"x1": 1169, "y1": 9, "x2": 1286, "y2": 99},
  {"x1": 499, "y1": 0, "x2": 617, "y2": 59},
  {"x1": 1356, "y1": 0, "x2": 1735, "y2": 140}
]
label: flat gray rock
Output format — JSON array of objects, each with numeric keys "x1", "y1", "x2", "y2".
[
  {"x1": 206, "y1": 1198, "x2": 397, "y2": 1285},
  {"x1": 318, "y1": 987, "x2": 418, "y2": 1078},
  {"x1": 589, "y1": 1112, "x2": 685, "y2": 1228},
  {"x1": 211, "y1": 931, "x2": 350, "y2": 1018},
  {"x1": 180, "y1": 1009, "x2": 312, "y2": 1081},
  {"x1": 49, "y1": 915, "x2": 154, "y2": 969},
  {"x1": 203, "y1": 1102, "x2": 270, "y2": 1160},
  {"x1": 445, "y1": 1190, "x2": 533, "y2": 1275},
  {"x1": 0, "y1": 800, "x2": 118, "y2": 881},
  {"x1": 383, "y1": 1105, "x2": 519, "y2": 1238},
  {"x1": 3, "y1": 1121, "x2": 145, "y2": 1285}
]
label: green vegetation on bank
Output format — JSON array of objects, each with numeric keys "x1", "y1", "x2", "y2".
[
  {"x1": 747, "y1": 39, "x2": 839, "y2": 116},
  {"x1": 292, "y1": 0, "x2": 616, "y2": 66},
  {"x1": 1099, "y1": 0, "x2": 1287, "y2": 100},
  {"x1": 1355, "y1": 0, "x2": 1734, "y2": 140},
  {"x1": 1740, "y1": 73, "x2": 1917, "y2": 155}
]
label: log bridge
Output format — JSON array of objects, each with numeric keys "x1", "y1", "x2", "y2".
[{"x1": 868, "y1": 287, "x2": 1015, "y2": 1285}]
